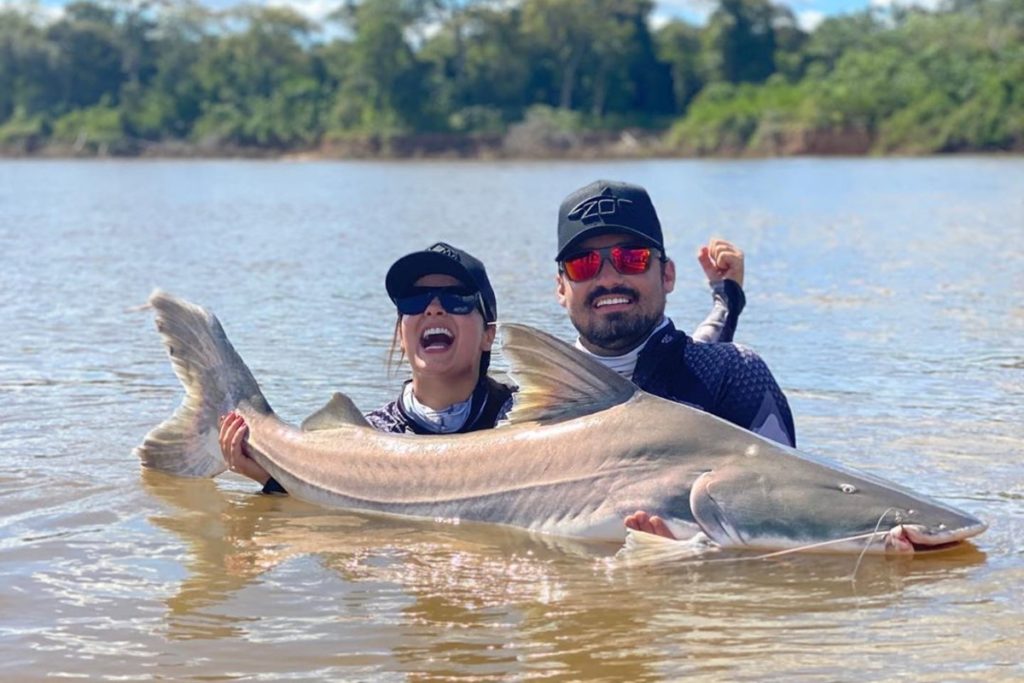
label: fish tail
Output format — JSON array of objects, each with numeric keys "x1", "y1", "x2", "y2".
[{"x1": 134, "y1": 290, "x2": 271, "y2": 478}]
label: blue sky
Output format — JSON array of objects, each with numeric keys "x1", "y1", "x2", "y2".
[
  {"x1": 655, "y1": 0, "x2": 937, "y2": 30},
  {"x1": 10, "y1": 0, "x2": 933, "y2": 32}
]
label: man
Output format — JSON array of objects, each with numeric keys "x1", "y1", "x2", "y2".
[{"x1": 554, "y1": 180, "x2": 796, "y2": 538}]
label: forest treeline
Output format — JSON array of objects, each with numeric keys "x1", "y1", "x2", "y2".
[{"x1": 1, "y1": 0, "x2": 1022, "y2": 157}]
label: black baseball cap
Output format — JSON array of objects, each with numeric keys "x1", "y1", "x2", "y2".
[
  {"x1": 555, "y1": 180, "x2": 665, "y2": 261},
  {"x1": 385, "y1": 241, "x2": 497, "y2": 323}
]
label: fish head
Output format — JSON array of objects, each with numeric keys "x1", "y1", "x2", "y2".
[{"x1": 688, "y1": 453, "x2": 987, "y2": 554}]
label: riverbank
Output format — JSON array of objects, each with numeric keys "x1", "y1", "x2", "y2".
[{"x1": 3, "y1": 128, "x2": 1020, "y2": 160}]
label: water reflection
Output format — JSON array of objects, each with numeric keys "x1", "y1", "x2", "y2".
[{"x1": 142, "y1": 468, "x2": 987, "y2": 679}]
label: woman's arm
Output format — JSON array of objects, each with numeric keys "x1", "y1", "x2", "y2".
[{"x1": 218, "y1": 412, "x2": 284, "y2": 493}]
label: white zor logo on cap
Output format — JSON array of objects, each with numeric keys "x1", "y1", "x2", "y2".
[{"x1": 568, "y1": 196, "x2": 633, "y2": 222}]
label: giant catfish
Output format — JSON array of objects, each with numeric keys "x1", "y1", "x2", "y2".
[{"x1": 136, "y1": 291, "x2": 986, "y2": 554}]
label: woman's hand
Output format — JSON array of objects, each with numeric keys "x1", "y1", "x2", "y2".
[{"x1": 218, "y1": 411, "x2": 270, "y2": 485}]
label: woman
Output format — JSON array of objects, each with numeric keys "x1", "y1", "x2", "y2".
[{"x1": 218, "y1": 242, "x2": 514, "y2": 493}]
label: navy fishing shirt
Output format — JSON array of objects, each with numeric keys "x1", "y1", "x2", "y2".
[{"x1": 632, "y1": 319, "x2": 796, "y2": 447}]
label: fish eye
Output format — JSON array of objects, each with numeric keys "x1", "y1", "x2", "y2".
[{"x1": 839, "y1": 483, "x2": 857, "y2": 494}]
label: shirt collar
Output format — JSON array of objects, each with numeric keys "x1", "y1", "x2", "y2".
[{"x1": 573, "y1": 317, "x2": 670, "y2": 379}]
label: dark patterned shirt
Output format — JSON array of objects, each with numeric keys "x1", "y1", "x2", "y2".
[{"x1": 632, "y1": 319, "x2": 796, "y2": 447}]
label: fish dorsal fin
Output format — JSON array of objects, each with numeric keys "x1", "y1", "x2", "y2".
[
  {"x1": 301, "y1": 392, "x2": 371, "y2": 431},
  {"x1": 498, "y1": 323, "x2": 638, "y2": 424}
]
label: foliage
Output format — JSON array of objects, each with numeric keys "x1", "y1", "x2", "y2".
[
  {"x1": 667, "y1": 2, "x2": 1024, "y2": 154},
  {"x1": 504, "y1": 104, "x2": 584, "y2": 154},
  {"x1": 0, "y1": 110, "x2": 50, "y2": 152},
  {"x1": 0, "y1": 0, "x2": 1020, "y2": 155},
  {"x1": 50, "y1": 101, "x2": 128, "y2": 153}
]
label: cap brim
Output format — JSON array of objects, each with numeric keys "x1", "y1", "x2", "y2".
[
  {"x1": 385, "y1": 251, "x2": 476, "y2": 302},
  {"x1": 555, "y1": 225, "x2": 664, "y2": 261}
]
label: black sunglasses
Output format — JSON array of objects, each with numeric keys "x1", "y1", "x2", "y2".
[{"x1": 395, "y1": 286, "x2": 481, "y2": 316}]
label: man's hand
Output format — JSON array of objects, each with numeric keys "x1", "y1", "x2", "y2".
[
  {"x1": 624, "y1": 510, "x2": 677, "y2": 539},
  {"x1": 218, "y1": 411, "x2": 271, "y2": 485},
  {"x1": 697, "y1": 238, "x2": 744, "y2": 288}
]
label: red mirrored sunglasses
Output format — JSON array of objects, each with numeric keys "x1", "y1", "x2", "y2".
[{"x1": 560, "y1": 245, "x2": 661, "y2": 282}]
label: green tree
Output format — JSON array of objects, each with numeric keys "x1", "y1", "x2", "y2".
[
  {"x1": 656, "y1": 20, "x2": 704, "y2": 114},
  {"x1": 521, "y1": 0, "x2": 666, "y2": 118},
  {"x1": 328, "y1": 0, "x2": 432, "y2": 134},
  {"x1": 801, "y1": 11, "x2": 883, "y2": 74},
  {"x1": 771, "y1": 5, "x2": 807, "y2": 81},
  {"x1": 418, "y1": 2, "x2": 530, "y2": 130},
  {"x1": 129, "y1": 3, "x2": 212, "y2": 139},
  {"x1": 191, "y1": 6, "x2": 322, "y2": 146},
  {"x1": 701, "y1": 0, "x2": 778, "y2": 84},
  {"x1": 596, "y1": 0, "x2": 671, "y2": 118},
  {"x1": 46, "y1": 2, "x2": 126, "y2": 111},
  {"x1": 520, "y1": 0, "x2": 594, "y2": 110},
  {"x1": 0, "y1": 9, "x2": 61, "y2": 122}
]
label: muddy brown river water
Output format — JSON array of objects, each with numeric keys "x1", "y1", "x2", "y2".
[{"x1": 1, "y1": 158, "x2": 1021, "y2": 681}]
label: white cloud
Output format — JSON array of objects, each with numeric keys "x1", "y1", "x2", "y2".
[
  {"x1": 797, "y1": 9, "x2": 826, "y2": 30},
  {"x1": 650, "y1": 13, "x2": 673, "y2": 30},
  {"x1": 259, "y1": 0, "x2": 338, "y2": 23},
  {"x1": 870, "y1": 0, "x2": 943, "y2": 9},
  {"x1": 656, "y1": 0, "x2": 717, "y2": 11}
]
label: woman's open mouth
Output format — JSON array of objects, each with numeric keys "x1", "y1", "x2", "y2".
[{"x1": 420, "y1": 326, "x2": 454, "y2": 351}]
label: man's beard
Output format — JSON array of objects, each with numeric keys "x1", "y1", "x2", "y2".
[{"x1": 572, "y1": 286, "x2": 663, "y2": 353}]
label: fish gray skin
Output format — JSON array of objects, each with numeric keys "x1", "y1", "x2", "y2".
[{"x1": 135, "y1": 291, "x2": 986, "y2": 553}]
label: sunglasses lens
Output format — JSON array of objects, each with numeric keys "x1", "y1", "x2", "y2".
[
  {"x1": 438, "y1": 292, "x2": 478, "y2": 315},
  {"x1": 611, "y1": 247, "x2": 652, "y2": 275},
  {"x1": 563, "y1": 251, "x2": 601, "y2": 282},
  {"x1": 395, "y1": 292, "x2": 433, "y2": 315}
]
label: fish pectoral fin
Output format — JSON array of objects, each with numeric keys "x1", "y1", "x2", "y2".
[
  {"x1": 301, "y1": 392, "x2": 371, "y2": 431},
  {"x1": 617, "y1": 528, "x2": 715, "y2": 566},
  {"x1": 498, "y1": 323, "x2": 638, "y2": 424}
]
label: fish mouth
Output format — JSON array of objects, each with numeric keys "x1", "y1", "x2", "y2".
[
  {"x1": 420, "y1": 326, "x2": 455, "y2": 352},
  {"x1": 884, "y1": 522, "x2": 987, "y2": 553}
]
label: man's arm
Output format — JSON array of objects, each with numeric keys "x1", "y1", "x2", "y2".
[
  {"x1": 691, "y1": 240, "x2": 746, "y2": 344},
  {"x1": 691, "y1": 279, "x2": 746, "y2": 344}
]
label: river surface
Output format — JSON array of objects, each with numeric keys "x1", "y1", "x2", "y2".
[{"x1": 1, "y1": 158, "x2": 1022, "y2": 681}]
